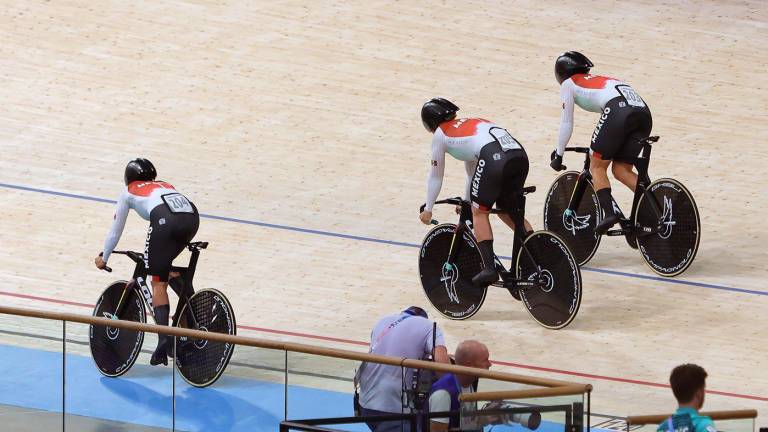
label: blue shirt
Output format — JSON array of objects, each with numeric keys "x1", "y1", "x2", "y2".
[{"x1": 656, "y1": 407, "x2": 717, "y2": 432}]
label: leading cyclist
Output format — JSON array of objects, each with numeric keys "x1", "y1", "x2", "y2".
[{"x1": 550, "y1": 51, "x2": 653, "y2": 234}]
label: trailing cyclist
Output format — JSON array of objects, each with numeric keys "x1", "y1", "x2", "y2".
[
  {"x1": 94, "y1": 158, "x2": 199, "y2": 366},
  {"x1": 550, "y1": 51, "x2": 653, "y2": 234},
  {"x1": 418, "y1": 98, "x2": 532, "y2": 287}
]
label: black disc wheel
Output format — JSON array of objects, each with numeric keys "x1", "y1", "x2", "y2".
[
  {"x1": 635, "y1": 178, "x2": 700, "y2": 277},
  {"x1": 90, "y1": 281, "x2": 146, "y2": 377},
  {"x1": 175, "y1": 289, "x2": 236, "y2": 387},
  {"x1": 516, "y1": 231, "x2": 582, "y2": 329},
  {"x1": 419, "y1": 223, "x2": 487, "y2": 320},
  {"x1": 543, "y1": 171, "x2": 601, "y2": 266}
]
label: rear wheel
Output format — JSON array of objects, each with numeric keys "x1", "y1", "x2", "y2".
[
  {"x1": 90, "y1": 281, "x2": 146, "y2": 377},
  {"x1": 419, "y1": 224, "x2": 487, "y2": 320},
  {"x1": 543, "y1": 171, "x2": 601, "y2": 266},
  {"x1": 635, "y1": 178, "x2": 700, "y2": 277},
  {"x1": 516, "y1": 231, "x2": 581, "y2": 329},
  {"x1": 175, "y1": 289, "x2": 236, "y2": 387}
]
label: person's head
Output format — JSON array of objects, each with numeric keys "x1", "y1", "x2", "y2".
[
  {"x1": 454, "y1": 340, "x2": 491, "y2": 386},
  {"x1": 554, "y1": 51, "x2": 594, "y2": 84},
  {"x1": 124, "y1": 158, "x2": 157, "y2": 186},
  {"x1": 669, "y1": 363, "x2": 708, "y2": 410},
  {"x1": 402, "y1": 305, "x2": 428, "y2": 319},
  {"x1": 421, "y1": 98, "x2": 459, "y2": 133}
]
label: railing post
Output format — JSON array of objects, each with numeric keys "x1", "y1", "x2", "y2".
[
  {"x1": 572, "y1": 402, "x2": 583, "y2": 432},
  {"x1": 62, "y1": 319, "x2": 66, "y2": 432},
  {"x1": 172, "y1": 337, "x2": 176, "y2": 432}
]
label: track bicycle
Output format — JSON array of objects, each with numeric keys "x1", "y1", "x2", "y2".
[
  {"x1": 543, "y1": 136, "x2": 700, "y2": 276},
  {"x1": 89, "y1": 241, "x2": 236, "y2": 387},
  {"x1": 418, "y1": 187, "x2": 582, "y2": 329}
]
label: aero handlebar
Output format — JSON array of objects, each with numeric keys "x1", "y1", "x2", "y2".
[
  {"x1": 565, "y1": 147, "x2": 590, "y2": 154},
  {"x1": 419, "y1": 197, "x2": 464, "y2": 214},
  {"x1": 99, "y1": 250, "x2": 144, "y2": 273}
]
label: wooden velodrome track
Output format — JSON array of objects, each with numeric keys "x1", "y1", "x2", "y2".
[{"x1": 0, "y1": 0, "x2": 765, "y2": 426}]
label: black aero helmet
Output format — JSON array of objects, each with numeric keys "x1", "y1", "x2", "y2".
[
  {"x1": 421, "y1": 98, "x2": 459, "y2": 132},
  {"x1": 555, "y1": 51, "x2": 594, "y2": 84},
  {"x1": 124, "y1": 158, "x2": 157, "y2": 185}
]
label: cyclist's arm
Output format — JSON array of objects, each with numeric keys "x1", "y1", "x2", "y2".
[
  {"x1": 463, "y1": 160, "x2": 475, "y2": 202},
  {"x1": 425, "y1": 135, "x2": 446, "y2": 212},
  {"x1": 556, "y1": 81, "x2": 576, "y2": 156},
  {"x1": 102, "y1": 191, "x2": 130, "y2": 263}
]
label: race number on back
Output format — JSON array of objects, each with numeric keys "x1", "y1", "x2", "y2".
[
  {"x1": 162, "y1": 193, "x2": 194, "y2": 213},
  {"x1": 489, "y1": 127, "x2": 522, "y2": 151},
  {"x1": 616, "y1": 85, "x2": 646, "y2": 108}
]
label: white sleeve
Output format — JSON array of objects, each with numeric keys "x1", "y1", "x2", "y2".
[
  {"x1": 425, "y1": 133, "x2": 446, "y2": 212},
  {"x1": 463, "y1": 160, "x2": 476, "y2": 201},
  {"x1": 102, "y1": 190, "x2": 130, "y2": 263},
  {"x1": 428, "y1": 390, "x2": 452, "y2": 423},
  {"x1": 556, "y1": 81, "x2": 575, "y2": 156}
]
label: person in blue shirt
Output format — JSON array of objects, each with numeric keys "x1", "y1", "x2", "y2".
[
  {"x1": 428, "y1": 340, "x2": 491, "y2": 431},
  {"x1": 657, "y1": 364, "x2": 717, "y2": 432}
]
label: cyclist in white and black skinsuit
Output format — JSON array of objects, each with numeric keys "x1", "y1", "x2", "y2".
[
  {"x1": 418, "y1": 98, "x2": 533, "y2": 287},
  {"x1": 550, "y1": 51, "x2": 653, "y2": 234},
  {"x1": 94, "y1": 158, "x2": 199, "y2": 366}
]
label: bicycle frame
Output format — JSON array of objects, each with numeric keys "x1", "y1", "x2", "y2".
[
  {"x1": 423, "y1": 192, "x2": 543, "y2": 289},
  {"x1": 563, "y1": 137, "x2": 664, "y2": 237},
  {"x1": 111, "y1": 242, "x2": 207, "y2": 328}
]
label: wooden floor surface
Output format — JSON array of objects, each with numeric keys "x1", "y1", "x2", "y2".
[{"x1": 0, "y1": 0, "x2": 765, "y2": 426}]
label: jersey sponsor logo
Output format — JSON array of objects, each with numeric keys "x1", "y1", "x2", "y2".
[
  {"x1": 440, "y1": 118, "x2": 489, "y2": 138},
  {"x1": 572, "y1": 74, "x2": 617, "y2": 90},
  {"x1": 143, "y1": 226, "x2": 152, "y2": 269},
  {"x1": 128, "y1": 181, "x2": 176, "y2": 197},
  {"x1": 471, "y1": 159, "x2": 486, "y2": 198},
  {"x1": 591, "y1": 107, "x2": 611, "y2": 144}
]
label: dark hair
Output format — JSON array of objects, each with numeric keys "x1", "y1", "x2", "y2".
[
  {"x1": 403, "y1": 306, "x2": 428, "y2": 319},
  {"x1": 670, "y1": 364, "x2": 708, "y2": 403}
]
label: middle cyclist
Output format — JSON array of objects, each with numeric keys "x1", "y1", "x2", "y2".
[{"x1": 418, "y1": 98, "x2": 532, "y2": 287}]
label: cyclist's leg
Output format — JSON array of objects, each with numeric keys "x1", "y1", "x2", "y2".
[
  {"x1": 612, "y1": 107, "x2": 653, "y2": 192},
  {"x1": 168, "y1": 204, "x2": 200, "y2": 301},
  {"x1": 496, "y1": 152, "x2": 532, "y2": 233},
  {"x1": 612, "y1": 161, "x2": 637, "y2": 191},
  {"x1": 497, "y1": 213, "x2": 533, "y2": 232},
  {"x1": 469, "y1": 142, "x2": 506, "y2": 285},
  {"x1": 146, "y1": 205, "x2": 199, "y2": 365},
  {"x1": 144, "y1": 206, "x2": 174, "y2": 365},
  {"x1": 590, "y1": 97, "x2": 631, "y2": 233}
]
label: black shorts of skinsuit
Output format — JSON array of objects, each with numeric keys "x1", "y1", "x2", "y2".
[
  {"x1": 144, "y1": 201, "x2": 199, "y2": 282},
  {"x1": 590, "y1": 96, "x2": 653, "y2": 163},
  {"x1": 470, "y1": 141, "x2": 529, "y2": 216}
]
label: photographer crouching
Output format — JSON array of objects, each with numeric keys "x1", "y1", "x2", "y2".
[{"x1": 355, "y1": 306, "x2": 450, "y2": 432}]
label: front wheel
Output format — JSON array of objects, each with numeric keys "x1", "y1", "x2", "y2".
[
  {"x1": 90, "y1": 281, "x2": 146, "y2": 377},
  {"x1": 516, "y1": 231, "x2": 582, "y2": 329},
  {"x1": 635, "y1": 178, "x2": 700, "y2": 277},
  {"x1": 175, "y1": 289, "x2": 237, "y2": 387},
  {"x1": 419, "y1": 223, "x2": 487, "y2": 320},
  {"x1": 543, "y1": 171, "x2": 601, "y2": 266}
]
